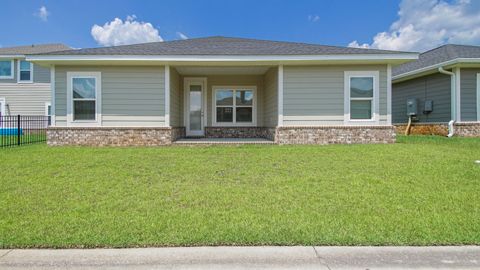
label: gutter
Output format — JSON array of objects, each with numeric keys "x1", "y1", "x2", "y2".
[{"x1": 438, "y1": 67, "x2": 456, "y2": 137}]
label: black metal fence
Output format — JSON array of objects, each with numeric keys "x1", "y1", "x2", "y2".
[{"x1": 0, "y1": 115, "x2": 49, "y2": 148}]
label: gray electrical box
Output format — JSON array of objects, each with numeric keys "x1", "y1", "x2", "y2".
[
  {"x1": 424, "y1": 100, "x2": 433, "y2": 114},
  {"x1": 406, "y1": 98, "x2": 418, "y2": 116}
]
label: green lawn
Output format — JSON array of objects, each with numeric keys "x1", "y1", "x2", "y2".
[{"x1": 0, "y1": 136, "x2": 479, "y2": 248}]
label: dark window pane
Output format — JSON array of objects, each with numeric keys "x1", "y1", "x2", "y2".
[
  {"x1": 235, "y1": 90, "x2": 253, "y2": 105},
  {"x1": 351, "y1": 100, "x2": 372, "y2": 119},
  {"x1": 216, "y1": 90, "x2": 233, "y2": 106},
  {"x1": 20, "y1": 71, "x2": 31, "y2": 81},
  {"x1": 73, "y1": 78, "x2": 96, "y2": 98},
  {"x1": 350, "y1": 77, "x2": 373, "y2": 98},
  {"x1": 74, "y1": 100, "x2": 96, "y2": 120},
  {"x1": 236, "y1": 107, "x2": 252, "y2": 122},
  {"x1": 216, "y1": 107, "x2": 233, "y2": 122}
]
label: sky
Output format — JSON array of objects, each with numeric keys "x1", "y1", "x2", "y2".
[{"x1": 1, "y1": 0, "x2": 479, "y2": 52}]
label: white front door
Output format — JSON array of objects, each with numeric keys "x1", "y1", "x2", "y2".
[{"x1": 184, "y1": 78, "x2": 206, "y2": 136}]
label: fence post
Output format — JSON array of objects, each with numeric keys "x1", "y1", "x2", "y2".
[{"x1": 17, "y1": 115, "x2": 20, "y2": 146}]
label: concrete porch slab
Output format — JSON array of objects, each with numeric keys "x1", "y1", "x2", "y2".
[{"x1": 173, "y1": 138, "x2": 275, "y2": 145}]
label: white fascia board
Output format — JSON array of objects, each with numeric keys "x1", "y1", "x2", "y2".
[
  {"x1": 393, "y1": 58, "x2": 480, "y2": 82},
  {"x1": 0, "y1": 55, "x2": 24, "y2": 59},
  {"x1": 26, "y1": 53, "x2": 418, "y2": 63}
]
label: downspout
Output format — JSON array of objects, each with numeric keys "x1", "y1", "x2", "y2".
[{"x1": 438, "y1": 67, "x2": 456, "y2": 137}]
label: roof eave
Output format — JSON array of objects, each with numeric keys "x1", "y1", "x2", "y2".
[
  {"x1": 0, "y1": 55, "x2": 25, "y2": 59},
  {"x1": 26, "y1": 53, "x2": 418, "y2": 66},
  {"x1": 393, "y1": 58, "x2": 480, "y2": 83}
]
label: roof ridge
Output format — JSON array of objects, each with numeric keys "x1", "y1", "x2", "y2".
[{"x1": 192, "y1": 36, "x2": 417, "y2": 54}]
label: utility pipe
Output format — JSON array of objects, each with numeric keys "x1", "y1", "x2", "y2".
[{"x1": 438, "y1": 67, "x2": 456, "y2": 137}]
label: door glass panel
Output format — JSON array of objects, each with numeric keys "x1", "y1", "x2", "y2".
[{"x1": 189, "y1": 85, "x2": 202, "y2": 131}]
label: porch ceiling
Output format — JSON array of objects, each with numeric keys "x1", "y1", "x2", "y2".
[{"x1": 172, "y1": 66, "x2": 271, "y2": 75}]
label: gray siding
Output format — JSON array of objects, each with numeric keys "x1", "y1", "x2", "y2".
[
  {"x1": 263, "y1": 67, "x2": 278, "y2": 127},
  {"x1": 392, "y1": 72, "x2": 451, "y2": 123},
  {"x1": 0, "y1": 83, "x2": 50, "y2": 115},
  {"x1": 0, "y1": 60, "x2": 50, "y2": 84},
  {"x1": 283, "y1": 65, "x2": 388, "y2": 125},
  {"x1": 170, "y1": 67, "x2": 182, "y2": 127},
  {"x1": 55, "y1": 66, "x2": 165, "y2": 127},
  {"x1": 460, "y1": 68, "x2": 479, "y2": 121},
  {"x1": 33, "y1": 64, "x2": 50, "y2": 83}
]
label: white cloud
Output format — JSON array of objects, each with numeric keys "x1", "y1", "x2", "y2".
[
  {"x1": 35, "y1": 6, "x2": 49, "y2": 22},
  {"x1": 347, "y1": 41, "x2": 370, "y2": 49},
  {"x1": 177, "y1": 32, "x2": 188, "y2": 40},
  {"x1": 91, "y1": 15, "x2": 163, "y2": 46},
  {"x1": 348, "y1": 0, "x2": 480, "y2": 52},
  {"x1": 308, "y1": 15, "x2": 320, "y2": 22}
]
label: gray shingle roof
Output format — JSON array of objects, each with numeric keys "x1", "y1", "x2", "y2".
[
  {"x1": 39, "y1": 36, "x2": 414, "y2": 56},
  {"x1": 0, "y1": 43, "x2": 71, "y2": 55},
  {"x1": 393, "y1": 44, "x2": 480, "y2": 77}
]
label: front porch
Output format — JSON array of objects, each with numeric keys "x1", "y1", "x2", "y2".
[{"x1": 168, "y1": 65, "x2": 279, "y2": 140}]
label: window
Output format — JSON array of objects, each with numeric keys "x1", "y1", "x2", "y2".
[
  {"x1": 67, "y1": 72, "x2": 101, "y2": 126},
  {"x1": 344, "y1": 71, "x2": 379, "y2": 123},
  {"x1": 213, "y1": 86, "x2": 255, "y2": 126},
  {"x1": 350, "y1": 77, "x2": 373, "y2": 119},
  {"x1": 18, "y1": 60, "x2": 32, "y2": 83},
  {"x1": 0, "y1": 60, "x2": 13, "y2": 79},
  {"x1": 45, "y1": 102, "x2": 52, "y2": 126}
]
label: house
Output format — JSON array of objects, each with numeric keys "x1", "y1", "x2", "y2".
[
  {"x1": 0, "y1": 43, "x2": 71, "y2": 118},
  {"x1": 392, "y1": 44, "x2": 480, "y2": 137},
  {"x1": 26, "y1": 36, "x2": 418, "y2": 146}
]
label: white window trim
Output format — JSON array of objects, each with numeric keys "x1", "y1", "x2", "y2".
[
  {"x1": 45, "y1": 102, "x2": 51, "y2": 116},
  {"x1": 0, "y1": 97, "x2": 5, "y2": 116},
  {"x1": 477, "y1": 73, "x2": 480, "y2": 122},
  {"x1": 212, "y1": 86, "x2": 257, "y2": 127},
  {"x1": 17, "y1": 60, "x2": 33, "y2": 83},
  {"x1": 66, "y1": 72, "x2": 102, "y2": 127},
  {"x1": 0, "y1": 59, "x2": 14, "y2": 79},
  {"x1": 344, "y1": 71, "x2": 380, "y2": 125}
]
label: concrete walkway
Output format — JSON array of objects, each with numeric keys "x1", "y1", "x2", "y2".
[{"x1": 0, "y1": 246, "x2": 479, "y2": 269}]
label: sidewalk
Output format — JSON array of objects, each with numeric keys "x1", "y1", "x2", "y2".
[{"x1": 1, "y1": 246, "x2": 479, "y2": 269}]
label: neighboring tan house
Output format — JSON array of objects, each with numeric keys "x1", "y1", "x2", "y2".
[
  {"x1": 392, "y1": 44, "x2": 480, "y2": 137},
  {"x1": 27, "y1": 36, "x2": 418, "y2": 146},
  {"x1": 0, "y1": 43, "x2": 71, "y2": 118}
]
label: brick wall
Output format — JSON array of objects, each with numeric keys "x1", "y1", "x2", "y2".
[
  {"x1": 394, "y1": 122, "x2": 480, "y2": 137},
  {"x1": 275, "y1": 126, "x2": 396, "y2": 145},
  {"x1": 47, "y1": 127, "x2": 176, "y2": 146},
  {"x1": 455, "y1": 122, "x2": 480, "y2": 137},
  {"x1": 394, "y1": 123, "x2": 449, "y2": 136},
  {"x1": 204, "y1": 127, "x2": 275, "y2": 139}
]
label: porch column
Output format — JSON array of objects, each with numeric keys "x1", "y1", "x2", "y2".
[
  {"x1": 50, "y1": 65, "x2": 55, "y2": 127},
  {"x1": 165, "y1": 65, "x2": 170, "y2": 127},
  {"x1": 278, "y1": 65, "x2": 284, "y2": 126},
  {"x1": 387, "y1": 64, "x2": 392, "y2": 125},
  {"x1": 455, "y1": 67, "x2": 461, "y2": 122}
]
